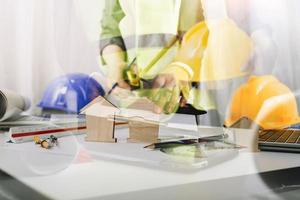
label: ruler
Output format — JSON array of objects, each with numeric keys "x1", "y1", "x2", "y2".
[{"x1": 7, "y1": 121, "x2": 86, "y2": 143}]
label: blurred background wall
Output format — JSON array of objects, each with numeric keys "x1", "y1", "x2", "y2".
[{"x1": 0, "y1": 0, "x2": 106, "y2": 110}]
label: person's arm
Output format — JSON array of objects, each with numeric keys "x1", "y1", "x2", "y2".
[
  {"x1": 100, "y1": 0, "x2": 130, "y2": 89},
  {"x1": 149, "y1": 23, "x2": 207, "y2": 114},
  {"x1": 100, "y1": 0, "x2": 126, "y2": 57},
  {"x1": 151, "y1": 19, "x2": 253, "y2": 114}
]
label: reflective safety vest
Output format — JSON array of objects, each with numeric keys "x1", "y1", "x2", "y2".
[
  {"x1": 103, "y1": 0, "x2": 253, "y2": 111},
  {"x1": 118, "y1": 0, "x2": 203, "y2": 79}
]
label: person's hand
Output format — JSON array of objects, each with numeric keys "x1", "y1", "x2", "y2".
[
  {"x1": 149, "y1": 66, "x2": 191, "y2": 114},
  {"x1": 102, "y1": 44, "x2": 131, "y2": 91}
]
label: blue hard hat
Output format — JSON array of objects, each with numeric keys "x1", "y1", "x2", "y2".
[{"x1": 39, "y1": 73, "x2": 105, "y2": 113}]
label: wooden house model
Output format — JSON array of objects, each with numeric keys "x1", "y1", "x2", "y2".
[
  {"x1": 81, "y1": 96, "x2": 160, "y2": 143},
  {"x1": 81, "y1": 96, "x2": 119, "y2": 143}
]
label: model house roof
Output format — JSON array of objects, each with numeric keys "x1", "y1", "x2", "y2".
[
  {"x1": 81, "y1": 96, "x2": 161, "y2": 123},
  {"x1": 81, "y1": 96, "x2": 119, "y2": 117}
]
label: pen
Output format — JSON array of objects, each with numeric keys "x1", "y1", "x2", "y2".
[
  {"x1": 107, "y1": 58, "x2": 138, "y2": 96},
  {"x1": 144, "y1": 139, "x2": 198, "y2": 149},
  {"x1": 107, "y1": 82, "x2": 119, "y2": 96},
  {"x1": 144, "y1": 134, "x2": 228, "y2": 149}
]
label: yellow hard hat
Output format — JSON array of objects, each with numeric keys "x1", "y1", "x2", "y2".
[
  {"x1": 225, "y1": 75, "x2": 300, "y2": 130},
  {"x1": 175, "y1": 19, "x2": 253, "y2": 82}
]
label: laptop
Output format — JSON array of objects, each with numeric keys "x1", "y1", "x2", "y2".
[
  {"x1": 225, "y1": 117, "x2": 300, "y2": 153},
  {"x1": 259, "y1": 129, "x2": 300, "y2": 153}
]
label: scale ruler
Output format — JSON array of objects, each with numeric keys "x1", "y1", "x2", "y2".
[{"x1": 7, "y1": 121, "x2": 86, "y2": 143}]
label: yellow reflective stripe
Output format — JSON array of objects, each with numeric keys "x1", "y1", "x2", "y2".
[{"x1": 169, "y1": 62, "x2": 194, "y2": 78}]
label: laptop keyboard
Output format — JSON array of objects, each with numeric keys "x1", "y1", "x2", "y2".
[{"x1": 259, "y1": 129, "x2": 300, "y2": 152}]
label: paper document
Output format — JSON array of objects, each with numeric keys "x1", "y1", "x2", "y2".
[{"x1": 0, "y1": 89, "x2": 30, "y2": 122}]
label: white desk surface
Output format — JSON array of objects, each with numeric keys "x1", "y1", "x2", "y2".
[{"x1": 0, "y1": 123, "x2": 300, "y2": 200}]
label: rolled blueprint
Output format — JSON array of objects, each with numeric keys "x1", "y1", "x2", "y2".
[{"x1": 0, "y1": 89, "x2": 30, "y2": 121}]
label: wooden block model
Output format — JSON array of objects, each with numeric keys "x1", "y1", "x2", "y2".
[
  {"x1": 81, "y1": 96, "x2": 160, "y2": 143},
  {"x1": 227, "y1": 117, "x2": 260, "y2": 130},
  {"x1": 85, "y1": 115, "x2": 117, "y2": 143},
  {"x1": 226, "y1": 117, "x2": 260, "y2": 152},
  {"x1": 126, "y1": 98, "x2": 159, "y2": 143},
  {"x1": 127, "y1": 121, "x2": 159, "y2": 143},
  {"x1": 81, "y1": 96, "x2": 118, "y2": 143}
]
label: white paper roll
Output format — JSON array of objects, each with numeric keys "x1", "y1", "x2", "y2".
[{"x1": 0, "y1": 89, "x2": 30, "y2": 122}]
